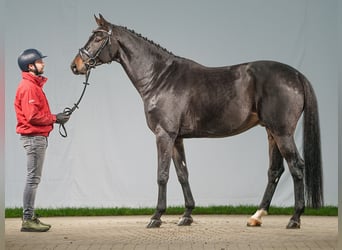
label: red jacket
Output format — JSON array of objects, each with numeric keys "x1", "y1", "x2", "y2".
[{"x1": 14, "y1": 72, "x2": 56, "y2": 136}]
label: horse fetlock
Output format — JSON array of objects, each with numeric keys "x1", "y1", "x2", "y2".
[
  {"x1": 152, "y1": 209, "x2": 165, "y2": 219},
  {"x1": 252, "y1": 209, "x2": 268, "y2": 219},
  {"x1": 183, "y1": 207, "x2": 194, "y2": 218}
]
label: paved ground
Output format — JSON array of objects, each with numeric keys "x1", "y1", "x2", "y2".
[{"x1": 5, "y1": 215, "x2": 338, "y2": 250}]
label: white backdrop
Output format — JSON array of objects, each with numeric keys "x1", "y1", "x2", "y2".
[{"x1": 5, "y1": 0, "x2": 338, "y2": 208}]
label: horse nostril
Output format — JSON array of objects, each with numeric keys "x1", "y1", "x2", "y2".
[{"x1": 70, "y1": 63, "x2": 78, "y2": 74}]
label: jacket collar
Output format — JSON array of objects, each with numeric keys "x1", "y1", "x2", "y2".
[{"x1": 22, "y1": 72, "x2": 48, "y2": 87}]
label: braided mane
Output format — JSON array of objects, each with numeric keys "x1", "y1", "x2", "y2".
[{"x1": 116, "y1": 25, "x2": 175, "y2": 56}]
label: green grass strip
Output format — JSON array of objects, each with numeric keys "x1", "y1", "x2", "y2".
[{"x1": 5, "y1": 205, "x2": 337, "y2": 218}]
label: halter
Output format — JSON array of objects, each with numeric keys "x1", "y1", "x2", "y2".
[{"x1": 78, "y1": 27, "x2": 112, "y2": 69}]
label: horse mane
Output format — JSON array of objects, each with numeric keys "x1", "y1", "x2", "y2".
[{"x1": 116, "y1": 25, "x2": 175, "y2": 56}]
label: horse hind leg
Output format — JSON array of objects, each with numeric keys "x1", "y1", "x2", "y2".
[
  {"x1": 274, "y1": 135, "x2": 305, "y2": 229},
  {"x1": 247, "y1": 130, "x2": 284, "y2": 227},
  {"x1": 172, "y1": 138, "x2": 195, "y2": 226}
]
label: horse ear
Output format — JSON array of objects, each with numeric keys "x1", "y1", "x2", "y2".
[
  {"x1": 94, "y1": 14, "x2": 101, "y2": 26},
  {"x1": 95, "y1": 13, "x2": 109, "y2": 27}
]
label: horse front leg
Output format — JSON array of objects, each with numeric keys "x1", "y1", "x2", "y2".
[
  {"x1": 172, "y1": 138, "x2": 195, "y2": 226},
  {"x1": 248, "y1": 130, "x2": 284, "y2": 227},
  {"x1": 147, "y1": 129, "x2": 174, "y2": 228}
]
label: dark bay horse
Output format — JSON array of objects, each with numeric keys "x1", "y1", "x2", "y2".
[{"x1": 71, "y1": 14, "x2": 323, "y2": 229}]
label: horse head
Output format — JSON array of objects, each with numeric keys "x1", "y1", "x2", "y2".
[{"x1": 71, "y1": 14, "x2": 119, "y2": 75}]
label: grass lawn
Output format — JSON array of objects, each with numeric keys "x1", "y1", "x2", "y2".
[{"x1": 5, "y1": 205, "x2": 337, "y2": 218}]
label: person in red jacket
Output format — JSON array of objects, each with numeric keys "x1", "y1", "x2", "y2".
[{"x1": 15, "y1": 48, "x2": 70, "y2": 232}]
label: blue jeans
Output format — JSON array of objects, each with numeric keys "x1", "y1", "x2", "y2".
[{"x1": 20, "y1": 135, "x2": 48, "y2": 220}]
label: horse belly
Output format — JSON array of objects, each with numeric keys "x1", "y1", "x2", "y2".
[{"x1": 179, "y1": 111, "x2": 259, "y2": 138}]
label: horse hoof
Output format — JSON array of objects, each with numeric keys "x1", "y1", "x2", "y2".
[
  {"x1": 146, "y1": 219, "x2": 162, "y2": 228},
  {"x1": 178, "y1": 216, "x2": 193, "y2": 226},
  {"x1": 247, "y1": 217, "x2": 262, "y2": 227},
  {"x1": 286, "y1": 219, "x2": 300, "y2": 229}
]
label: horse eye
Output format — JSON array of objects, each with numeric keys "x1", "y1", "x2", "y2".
[{"x1": 94, "y1": 36, "x2": 103, "y2": 42}]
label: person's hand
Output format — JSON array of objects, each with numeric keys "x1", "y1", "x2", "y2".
[{"x1": 55, "y1": 113, "x2": 70, "y2": 125}]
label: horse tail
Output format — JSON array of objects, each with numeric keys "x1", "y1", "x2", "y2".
[{"x1": 300, "y1": 73, "x2": 323, "y2": 208}]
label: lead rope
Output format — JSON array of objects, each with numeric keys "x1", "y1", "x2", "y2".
[{"x1": 59, "y1": 70, "x2": 91, "y2": 138}]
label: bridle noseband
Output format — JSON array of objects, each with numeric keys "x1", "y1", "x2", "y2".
[{"x1": 79, "y1": 27, "x2": 113, "y2": 69}]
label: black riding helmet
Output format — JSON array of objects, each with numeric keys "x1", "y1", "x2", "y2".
[{"x1": 17, "y1": 49, "x2": 47, "y2": 72}]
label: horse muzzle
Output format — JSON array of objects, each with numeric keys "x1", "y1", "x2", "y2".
[{"x1": 70, "y1": 55, "x2": 87, "y2": 75}]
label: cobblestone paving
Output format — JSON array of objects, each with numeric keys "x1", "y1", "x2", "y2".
[{"x1": 5, "y1": 215, "x2": 338, "y2": 249}]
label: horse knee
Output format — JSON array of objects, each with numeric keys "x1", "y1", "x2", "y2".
[
  {"x1": 157, "y1": 176, "x2": 169, "y2": 185},
  {"x1": 27, "y1": 176, "x2": 41, "y2": 186},
  {"x1": 157, "y1": 166, "x2": 170, "y2": 185}
]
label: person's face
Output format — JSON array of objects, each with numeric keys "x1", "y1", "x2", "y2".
[{"x1": 28, "y1": 59, "x2": 45, "y2": 75}]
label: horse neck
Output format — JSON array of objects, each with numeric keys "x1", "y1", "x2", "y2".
[{"x1": 115, "y1": 27, "x2": 174, "y2": 98}]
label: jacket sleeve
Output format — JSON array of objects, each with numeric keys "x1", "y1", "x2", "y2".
[{"x1": 21, "y1": 87, "x2": 55, "y2": 126}]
